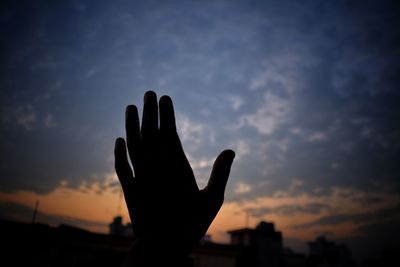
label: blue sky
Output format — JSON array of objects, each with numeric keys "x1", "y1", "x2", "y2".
[{"x1": 0, "y1": 0, "x2": 399, "y2": 259}]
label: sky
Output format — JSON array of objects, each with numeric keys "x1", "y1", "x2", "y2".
[{"x1": 0, "y1": 0, "x2": 399, "y2": 261}]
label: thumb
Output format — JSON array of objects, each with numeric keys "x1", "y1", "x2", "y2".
[{"x1": 206, "y1": 149, "x2": 235, "y2": 196}]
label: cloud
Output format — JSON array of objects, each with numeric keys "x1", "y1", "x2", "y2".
[
  {"x1": 239, "y1": 91, "x2": 291, "y2": 135},
  {"x1": 234, "y1": 182, "x2": 252, "y2": 194},
  {"x1": 308, "y1": 131, "x2": 328, "y2": 142},
  {"x1": 228, "y1": 139, "x2": 250, "y2": 160},
  {"x1": 247, "y1": 202, "x2": 329, "y2": 218},
  {"x1": 288, "y1": 179, "x2": 304, "y2": 192},
  {"x1": 17, "y1": 109, "x2": 37, "y2": 130},
  {"x1": 177, "y1": 115, "x2": 215, "y2": 151},
  {"x1": 226, "y1": 95, "x2": 244, "y2": 111},
  {"x1": 1, "y1": 105, "x2": 38, "y2": 130},
  {"x1": 1, "y1": 105, "x2": 59, "y2": 131},
  {"x1": 224, "y1": 186, "x2": 400, "y2": 235},
  {"x1": 0, "y1": 172, "x2": 126, "y2": 233},
  {"x1": 44, "y1": 113, "x2": 57, "y2": 128},
  {"x1": 330, "y1": 162, "x2": 340, "y2": 169},
  {"x1": 293, "y1": 205, "x2": 400, "y2": 229},
  {"x1": 190, "y1": 157, "x2": 214, "y2": 171},
  {"x1": 338, "y1": 220, "x2": 400, "y2": 261},
  {"x1": 249, "y1": 70, "x2": 269, "y2": 91}
]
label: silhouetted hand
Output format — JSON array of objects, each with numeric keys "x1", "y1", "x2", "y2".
[{"x1": 114, "y1": 91, "x2": 235, "y2": 265}]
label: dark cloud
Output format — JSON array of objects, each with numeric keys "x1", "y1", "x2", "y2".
[
  {"x1": 247, "y1": 203, "x2": 330, "y2": 218},
  {"x1": 284, "y1": 220, "x2": 400, "y2": 262},
  {"x1": 293, "y1": 205, "x2": 400, "y2": 229},
  {"x1": 338, "y1": 220, "x2": 400, "y2": 261}
]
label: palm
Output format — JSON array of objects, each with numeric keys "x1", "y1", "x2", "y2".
[{"x1": 115, "y1": 91, "x2": 235, "y2": 252}]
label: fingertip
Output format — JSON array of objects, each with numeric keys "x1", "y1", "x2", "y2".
[
  {"x1": 219, "y1": 149, "x2": 235, "y2": 165},
  {"x1": 223, "y1": 149, "x2": 235, "y2": 160},
  {"x1": 159, "y1": 95, "x2": 172, "y2": 105},
  {"x1": 142, "y1": 90, "x2": 159, "y2": 138},
  {"x1": 116, "y1": 137, "x2": 125, "y2": 144},
  {"x1": 115, "y1": 138, "x2": 127, "y2": 167},
  {"x1": 144, "y1": 90, "x2": 157, "y2": 101},
  {"x1": 159, "y1": 95, "x2": 177, "y2": 134},
  {"x1": 115, "y1": 137, "x2": 126, "y2": 150},
  {"x1": 126, "y1": 105, "x2": 138, "y2": 115},
  {"x1": 114, "y1": 137, "x2": 134, "y2": 186},
  {"x1": 206, "y1": 151, "x2": 234, "y2": 197}
]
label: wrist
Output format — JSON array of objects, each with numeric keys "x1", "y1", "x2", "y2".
[{"x1": 124, "y1": 238, "x2": 191, "y2": 267}]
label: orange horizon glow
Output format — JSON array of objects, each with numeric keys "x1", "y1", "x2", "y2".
[{"x1": 1, "y1": 173, "x2": 398, "y2": 247}]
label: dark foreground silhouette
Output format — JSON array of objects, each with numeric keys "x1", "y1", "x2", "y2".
[{"x1": 114, "y1": 91, "x2": 235, "y2": 266}]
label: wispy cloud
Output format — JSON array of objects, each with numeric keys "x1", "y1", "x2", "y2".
[
  {"x1": 16, "y1": 108, "x2": 37, "y2": 130},
  {"x1": 308, "y1": 131, "x2": 328, "y2": 142},
  {"x1": 44, "y1": 113, "x2": 57, "y2": 128},
  {"x1": 226, "y1": 95, "x2": 244, "y2": 111},
  {"x1": 234, "y1": 182, "x2": 252, "y2": 194},
  {"x1": 177, "y1": 114, "x2": 215, "y2": 151},
  {"x1": 239, "y1": 91, "x2": 291, "y2": 135},
  {"x1": 247, "y1": 202, "x2": 329, "y2": 218}
]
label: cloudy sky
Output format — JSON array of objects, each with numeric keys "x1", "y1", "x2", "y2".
[{"x1": 1, "y1": 0, "x2": 399, "y2": 260}]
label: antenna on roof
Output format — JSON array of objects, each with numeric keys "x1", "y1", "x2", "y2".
[{"x1": 32, "y1": 200, "x2": 39, "y2": 224}]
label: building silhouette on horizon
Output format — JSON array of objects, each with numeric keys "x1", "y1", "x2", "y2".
[
  {"x1": 109, "y1": 216, "x2": 133, "y2": 237},
  {"x1": 228, "y1": 221, "x2": 283, "y2": 267},
  {"x1": 4, "y1": 217, "x2": 387, "y2": 267},
  {"x1": 307, "y1": 236, "x2": 355, "y2": 267}
]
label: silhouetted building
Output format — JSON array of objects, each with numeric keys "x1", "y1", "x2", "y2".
[
  {"x1": 189, "y1": 221, "x2": 285, "y2": 267},
  {"x1": 360, "y1": 248, "x2": 400, "y2": 267},
  {"x1": 228, "y1": 221, "x2": 283, "y2": 267},
  {"x1": 109, "y1": 216, "x2": 133, "y2": 237},
  {"x1": 283, "y1": 248, "x2": 307, "y2": 267},
  {"x1": 1, "y1": 218, "x2": 359, "y2": 267},
  {"x1": 307, "y1": 236, "x2": 355, "y2": 267},
  {"x1": 0, "y1": 219, "x2": 133, "y2": 267},
  {"x1": 190, "y1": 243, "x2": 254, "y2": 267},
  {"x1": 199, "y1": 234, "x2": 213, "y2": 244}
]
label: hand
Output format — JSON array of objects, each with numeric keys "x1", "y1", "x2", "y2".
[{"x1": 114, "y1": 91, "x2": 235, "y2": 260}]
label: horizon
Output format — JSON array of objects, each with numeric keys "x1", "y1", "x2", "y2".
[{"x1": 0, "y1": 213, "x2": 359, "y2": 257}]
